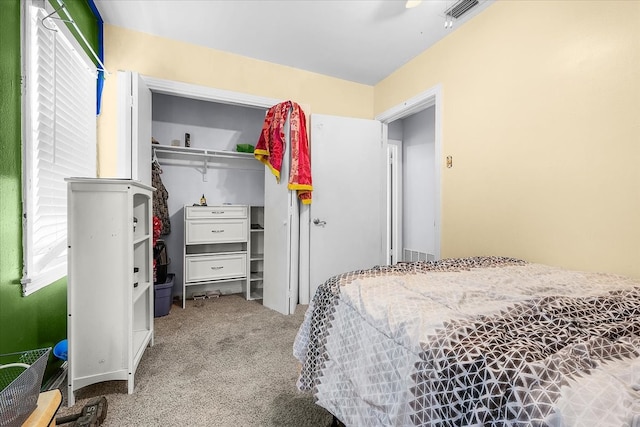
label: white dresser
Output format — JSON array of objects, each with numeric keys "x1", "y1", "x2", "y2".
[{"x1": 182, "y1": 205, "x2": 248, "y2": 307}]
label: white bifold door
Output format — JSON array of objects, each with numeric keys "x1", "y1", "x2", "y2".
[
  {"x1": 262, "y1": 113, "x2": 300, "y2": 315},
  {"x1": 117, "y1": 71, "x2": 152, "y2": 186}
]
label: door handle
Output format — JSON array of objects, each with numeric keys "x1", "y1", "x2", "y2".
[{"x1": 312, "y1": 218, "x2": 326, "y2": 226}]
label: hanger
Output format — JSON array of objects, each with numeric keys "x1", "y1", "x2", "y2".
[{"x1": 152, "y1": 148, "x2": 163, "y2": 173}]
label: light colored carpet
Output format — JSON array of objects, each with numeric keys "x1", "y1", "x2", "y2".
[{"x1": 56, "y1": 295, "x2": 333, "y2": 426}]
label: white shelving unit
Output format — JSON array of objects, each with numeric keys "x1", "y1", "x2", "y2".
[
  {"x1": 247, "y1": 206, "x2": 264, "y2": 300},
  {"x1": 66, "y1": 178, "x2": 154, "y2": 406},
  {"x1": 183, "y1": 205, "x2": 248, "y2": 307}
]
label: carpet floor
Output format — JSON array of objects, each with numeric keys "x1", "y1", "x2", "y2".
[{"x1": 56, "y1": 294, "x2": 333, "y2": 426}]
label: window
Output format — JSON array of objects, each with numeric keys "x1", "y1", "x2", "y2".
[{"x1": 21, "y1": 1, "x2": 96, "y2": 296}]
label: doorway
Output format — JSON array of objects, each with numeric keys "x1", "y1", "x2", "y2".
[{"x1": 377, "y1": 84, "x2": 442, "y2": 265}]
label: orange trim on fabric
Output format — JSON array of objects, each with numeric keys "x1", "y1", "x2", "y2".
[
  {"x1": 288, "y1": 183, "x2": 313, "y2": 191},
  {"x1": 298, "y1": 190, "x2": 312, "y2": 205},
  {"x1": 255, "y1": 152, "x2": 281, "y2": 182},
  {"x1": 267, "y1": 163, "x2": 281, "y2": 182}
]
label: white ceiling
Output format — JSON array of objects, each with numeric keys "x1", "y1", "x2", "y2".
[{"x1": 94, "y1": 0, "x2": 494, "y2": 85}]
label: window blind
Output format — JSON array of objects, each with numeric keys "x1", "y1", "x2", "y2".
[{"x1": 21, "y1": 4, "x2": 96, "y2": 296}]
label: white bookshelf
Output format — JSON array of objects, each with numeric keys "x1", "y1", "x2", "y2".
[{"x1": 66, "y1": 178, "x2": 154, "y2": 406}]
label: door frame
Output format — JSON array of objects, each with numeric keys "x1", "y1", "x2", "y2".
[
  {"x1": 376, "y1": 84, "x2": 443, "y2": 261},
  {"x1": 141, "y1": 75, "x2": 282, "y2": 109},
  {"x1": 116, "y1": 74, "x2": 282, "y2": 178},
  {"x1": 387, "y1": 140, "x2": 403, "y2": 265}
]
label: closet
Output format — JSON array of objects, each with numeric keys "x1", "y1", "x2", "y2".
[
  {"x1": 151, "y1": 94, "x2": 267, "y2": 302},
  {"x1": 117, "y1": 72, "x2": 302, "y2": 314}
]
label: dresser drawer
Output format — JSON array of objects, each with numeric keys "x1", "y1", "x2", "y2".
[
  {"x1": 186, "y1": 219, "x2": 247, "y2": 244},
  {"x1": 185, "y1": 253, "x2": 247, "y2": 283},
  {"x1": 185, "y1": 205, "x2": 247, "y2": 219}
]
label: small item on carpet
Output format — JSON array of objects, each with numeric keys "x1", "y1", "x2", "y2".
[{"x1": 56, "y1": 396, "x2": 108, "y2": 426}]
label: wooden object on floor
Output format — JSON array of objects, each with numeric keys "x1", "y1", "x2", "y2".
[{"x1": 22, "y1": 389, "x2": 62, "y2": 427}]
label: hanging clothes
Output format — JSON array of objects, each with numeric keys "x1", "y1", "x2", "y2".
[
  {"x1": 254, "y1": 101, "x2": 313, "y2": 204},
  {"x1": 152, "y1": 161, "x2": 171, "y2": 234}
]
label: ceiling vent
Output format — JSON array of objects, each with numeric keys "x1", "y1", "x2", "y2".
[{"x1": 444, "y1": 0, "x2": 480, "y2": 19}]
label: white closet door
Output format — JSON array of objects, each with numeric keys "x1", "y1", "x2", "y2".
[
  {"x1": 263, "y1": 114, "x2": 298, "y2": 315},
  {"x1": 308, "y1": 114, "x2": 386, "y2": 298},
  {"x1": 116, "y1": 71, "x2": 152, "y2": 186},
  {"x1": 132, "y1": 74, "x2": 152, "y2": 186}
]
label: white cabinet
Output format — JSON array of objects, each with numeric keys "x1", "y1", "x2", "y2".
[
  {"x1": 183, "y1": 205, "x2": 248, "y2": 307},
  {"x1": 247, "y1": 206, "x2": 264, "y2": 300},
  {"x1": 66, "y1": 178, "x2": 154, "y2": 406}
]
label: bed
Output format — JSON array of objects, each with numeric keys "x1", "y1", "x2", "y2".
[{"x1": 293, "y1": 256, "x2": 640, "y2": 426}]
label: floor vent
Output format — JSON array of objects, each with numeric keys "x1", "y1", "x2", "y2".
[
  {"x1": 403, "y1": 249, "x2": 435, "y2": 262},
  {"x1": 445, "y1": 0, "x2": 479, "y2": 19}
]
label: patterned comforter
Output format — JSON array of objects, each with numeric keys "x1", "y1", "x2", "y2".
[{"x1": 293, "y1": 257, "x2": 640, "y2": 426}]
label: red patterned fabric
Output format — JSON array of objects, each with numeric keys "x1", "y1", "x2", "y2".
[
  {"x1": 255, "y1": 101, "x2": 312, "y2": 204},
  {"x1": 152, "y1": 215, "x2": 162, "y2": 246}
]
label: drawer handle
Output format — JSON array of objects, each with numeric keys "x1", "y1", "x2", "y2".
[
  {"x1": 211, "y1": 266, "x2": 224, "y2": 270},
  {"x1": 211, "y1": 230, "x2": 224, "y2": 233},
  {"x1": 211, "y1": 211, "x2": 224, "y2": 214}
]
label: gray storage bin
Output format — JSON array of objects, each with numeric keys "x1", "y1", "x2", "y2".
[{"x1": 154, "y1": 274, "x2": 174, "y2": 317}]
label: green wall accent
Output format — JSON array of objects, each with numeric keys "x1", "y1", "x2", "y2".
[{"x1": 0, "y1": 0, "x2": 98, "y2": 378}]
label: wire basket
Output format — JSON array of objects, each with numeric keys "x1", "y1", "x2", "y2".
[{"x1": 0, "y1": 347, "x2": 51, "y2": 427}]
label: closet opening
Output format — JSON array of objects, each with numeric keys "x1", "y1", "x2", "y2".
[
  {"x1": 151, "y1": 93, "x2": 268, "y2": 303},
  {"x1": 119, "y1": 73, "x2": 311, "y2": 315}
]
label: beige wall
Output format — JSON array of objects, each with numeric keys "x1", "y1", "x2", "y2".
[
  {"x1": 100, "y1": 1, "x2": 640, "y2": 279},
  {"x1": 98, "y1": 25, "x2": 374, "y2": 176},
  {"x1": 375, "y1": 0, "x2": 640, "y2": 278}
]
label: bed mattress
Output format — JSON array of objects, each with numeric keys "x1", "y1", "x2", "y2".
[{"x1": 294, "y1": 257, "x2": 640, "y2": 426}]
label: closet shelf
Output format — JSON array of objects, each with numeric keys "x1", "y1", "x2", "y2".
[
  {"x1": 133, "y1": 235, "x2": 150, "y2": 245},
  {"x1": 153, "y1": 144, "x2": 254, "y2": 159},
  {"x1": 153, "y1": 145, "x2": 262, "y2": 181},
  {"x1": 133, "y1": 281, "x2": 151, "y2": 303}
]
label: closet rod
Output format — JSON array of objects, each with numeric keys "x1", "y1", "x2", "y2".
[
  {"x1": 152, "y1": 147, "x2": 261, "y2": 181},
  {"x1": 45, "y1": 0, "x2": 109, "y2": 76},
  {"x1": 153, "y1": 147, "x2": 256, "y2": 161}
]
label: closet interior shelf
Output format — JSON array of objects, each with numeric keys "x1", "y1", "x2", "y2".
[{"x1": 153, "y1": 145, "x2": 262, "y2": 180}]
